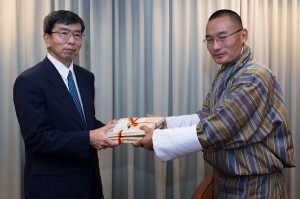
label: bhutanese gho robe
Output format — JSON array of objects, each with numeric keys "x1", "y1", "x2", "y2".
[{"x1": 197, "y1": 45, "x2": 296, "y2": 198}]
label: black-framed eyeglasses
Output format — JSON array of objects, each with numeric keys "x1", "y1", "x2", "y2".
[
  {"x1": 203, "y1": 29, "x2": 243, "y2": 46},
  {"x1": 51, "y1": 30, "x2": 84, "y2": 41}
]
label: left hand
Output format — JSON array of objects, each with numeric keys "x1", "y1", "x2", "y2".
[{"x1": 132, "y1": 125, "x2": 154, "y2": 151}]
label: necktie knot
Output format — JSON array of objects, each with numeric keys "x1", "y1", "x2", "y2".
[{"x1": 68, "y1": 71, "x2": 87, "y2": 129}]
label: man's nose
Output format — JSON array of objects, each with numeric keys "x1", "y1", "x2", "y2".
[
  {"x1": 211, "y1": 39, "x2": 222, "y2": 50},
  {"x1": 67, "y1": 33, "x2": 76, "y2": 43}
]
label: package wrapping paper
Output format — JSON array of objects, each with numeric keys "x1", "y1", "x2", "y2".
[{"x1": 106, "y1": 117, "x2": 165, "y2": 143}]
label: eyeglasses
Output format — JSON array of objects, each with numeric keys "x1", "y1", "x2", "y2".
[
  {"x1": 203, "y1": 29, "x2": 243, "y2": 46},
  {"x1": 51, "y1": 30, "x2": 84, "y2": 41}
]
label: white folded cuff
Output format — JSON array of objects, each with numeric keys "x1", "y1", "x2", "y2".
[
  {"x1": 166, "y1": 114, "x2": 200, "y2": 128},
  {"x1": 153, "y1": 124, "x2": 203, "y2": 162}
]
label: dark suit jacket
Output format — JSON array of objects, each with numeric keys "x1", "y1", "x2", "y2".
[{"x1": 13, "y1": 57, "x2": 105, "y2": 199}]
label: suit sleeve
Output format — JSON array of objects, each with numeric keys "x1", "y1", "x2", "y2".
[{"x1": 13, "y1": 74, "x2": 91, "y2": 159}]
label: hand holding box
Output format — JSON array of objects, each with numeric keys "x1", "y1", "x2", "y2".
[{"x1": 106, "y1": 117, "x2": 165, "y2": 144}]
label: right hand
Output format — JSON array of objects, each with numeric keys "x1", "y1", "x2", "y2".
[
  {"x1": 89, "y1": 121, "x2": 119, "y2": 150},
  {"x1": 132, "y1": 125, "x2": 154, "y2": 151}
]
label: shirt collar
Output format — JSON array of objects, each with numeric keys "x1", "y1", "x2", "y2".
[{"x1": 47, "y1": 53, "x2": 74, "y2": 80}]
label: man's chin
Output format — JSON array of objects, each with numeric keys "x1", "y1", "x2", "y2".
[
  {"x1": 62, "y1": 54, "x2": 77, "y2": 61},
  {"x1": 213, "y1": 58, "x2": 226, "y2": 65},
  {"x1": 213, "y1": 57, "x2": 232, "y2": 65}
]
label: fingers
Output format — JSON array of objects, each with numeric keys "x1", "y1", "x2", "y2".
[
  {"x1": 132, "y1": 125, "x2": 154, "y2": 150},
  {"x1": 99, "y1": 132, "x2": 119, "y2": 148},
  {"x1": 132, "y1": 138, "x2": 147, "y2": 149},
  {"x1": 140, "y1": 125, "x2": 151, "y2": 132},
  {"x1": 132, "y1": 139, "x2": 143, "y2": 147},
  {"x1": 90, "y1": 127, "x2": 120, "y2": 150},
  {"x1": 146, "y1": 113, "x2": 156, "y2": 117},
  {"x1": 95, "y1": 145, "x2": 104, "y2": 150},
  {"x1": 108, "y1": 119, "x2": 118, "y2": 125},
  {"x1": 94, "y1": 139, "x2": 119, "y2": 150},
  {"x1": 104, "y1": 140, "x2": 119, "y2": 148},
  {"x1": 134, "y1": 138, "x2": 153, "y2": 151},
  {"x1": 102, "y1": 122, "x2": 116, "y2": 131}
]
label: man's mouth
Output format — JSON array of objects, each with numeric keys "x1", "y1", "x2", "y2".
[
  {"x1": 213, "y1": 53, "x2": 225, "y2": 58},
  {"x1": 64, "y1": 48, "x2": 76, "y2": 53}
]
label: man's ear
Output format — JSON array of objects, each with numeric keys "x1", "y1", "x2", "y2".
[
  {"x1": 43, "y1": 33, "x2": 50, "y2": 48},
  {"x1": 241, "y1": 28, "x2": 248, "y2": 43}
]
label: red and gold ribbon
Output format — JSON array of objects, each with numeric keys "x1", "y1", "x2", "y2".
[
  {"x1": 128, "y1": 117, "x2": 139, "y2": 126},
  {"x1": 117, "y1": 130, "x2": 123, "y2": 144},
  {"x1": 118, "y1": 137, "x2": 124, "y2": 144},
  {"x1": 128, "y1": 117, "x2": 158, "y2": 128}
]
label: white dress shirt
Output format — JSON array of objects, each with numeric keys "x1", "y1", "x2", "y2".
[
  {"x1": 47, "y1": 53, "x2": 85, "y2": 114},
  {"x1": 152, "y1": 114, "x2": 203, "y2": 162}
]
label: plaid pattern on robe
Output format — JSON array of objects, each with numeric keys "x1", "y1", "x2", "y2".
[{"x1": 196, "y1": 45, "x2": 296, "y2": 198}]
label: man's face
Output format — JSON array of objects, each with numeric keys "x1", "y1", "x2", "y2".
[
  {"x1": 43, "y1": 23, "x2": 83, "y2": 67},
  {"x1": 205, "y1": 15, "x2": 247, "y2": 65}
]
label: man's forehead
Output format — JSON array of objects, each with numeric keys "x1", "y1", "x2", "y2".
[
  {"x1": 207, "y1": 16, "x2": 233, "y2": 27},
  {"x1": 206, "y1": 17, "x2": 236, "y2": 34},
  {"x1": 53, "y1": 23, "x2": 82, "y2": 30}
]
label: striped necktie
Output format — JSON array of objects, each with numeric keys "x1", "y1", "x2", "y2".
[{"x1": 67, "y1": 70, "x2": 87, "y2": 129}]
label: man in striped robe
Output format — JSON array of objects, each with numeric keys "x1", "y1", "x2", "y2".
[{"x1": 133, "y1": 9, "x2": 296, "y2": 198}]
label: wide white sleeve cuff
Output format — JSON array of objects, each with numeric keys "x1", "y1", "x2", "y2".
[
  {"x1": 166, "y1": 114, "x2": 200, "y2": 128},
  {"x1": 152, "y1": 124, "x2": 203, "y2": 162}
]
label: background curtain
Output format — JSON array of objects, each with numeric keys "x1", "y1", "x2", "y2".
[{"x1": 0, "y1": 0, "x2": 299, "y2": 198}]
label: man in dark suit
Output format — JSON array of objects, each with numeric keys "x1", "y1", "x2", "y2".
[{"x1": 13, "y1": 10, "x2": 118, "y2": 199}]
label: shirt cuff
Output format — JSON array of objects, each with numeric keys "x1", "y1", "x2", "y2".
[
  {"x1": 152, "y1": 124, "x2": 203, "y2": 162},
  {"x1": 166, "y1": 114, "x2": 200, "y2": 128}
]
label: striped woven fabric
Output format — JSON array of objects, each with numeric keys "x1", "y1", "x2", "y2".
[{"x1": 196, "y1": 44, "x2": 296, "y2": 197}]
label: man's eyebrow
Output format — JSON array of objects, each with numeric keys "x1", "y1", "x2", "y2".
[
  {"x1": 217, "y1": 31, "x2": 227, "y2": 35},
  {"x1": 205, "y1": 31, "x2": 228, "y2": 38},
  {"x1": 58, "y1": 27, "x2": 81, "y2": 32}
]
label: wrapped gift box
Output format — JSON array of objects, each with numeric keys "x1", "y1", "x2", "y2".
[{"x1": 106, "y1": 117, "x2": 165, "y2": 144}]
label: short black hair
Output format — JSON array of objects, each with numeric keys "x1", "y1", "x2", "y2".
[
  {"x1": 208, "y1": 9, "x2": 243, "y2": 29},
  {"x1": 43, "y1": 10, "x2": 85, "y2": 34}
]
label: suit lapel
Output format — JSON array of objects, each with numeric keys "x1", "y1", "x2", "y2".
[{"x1": 44, "y1": 58, "x2": 85, "y2": 129}]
